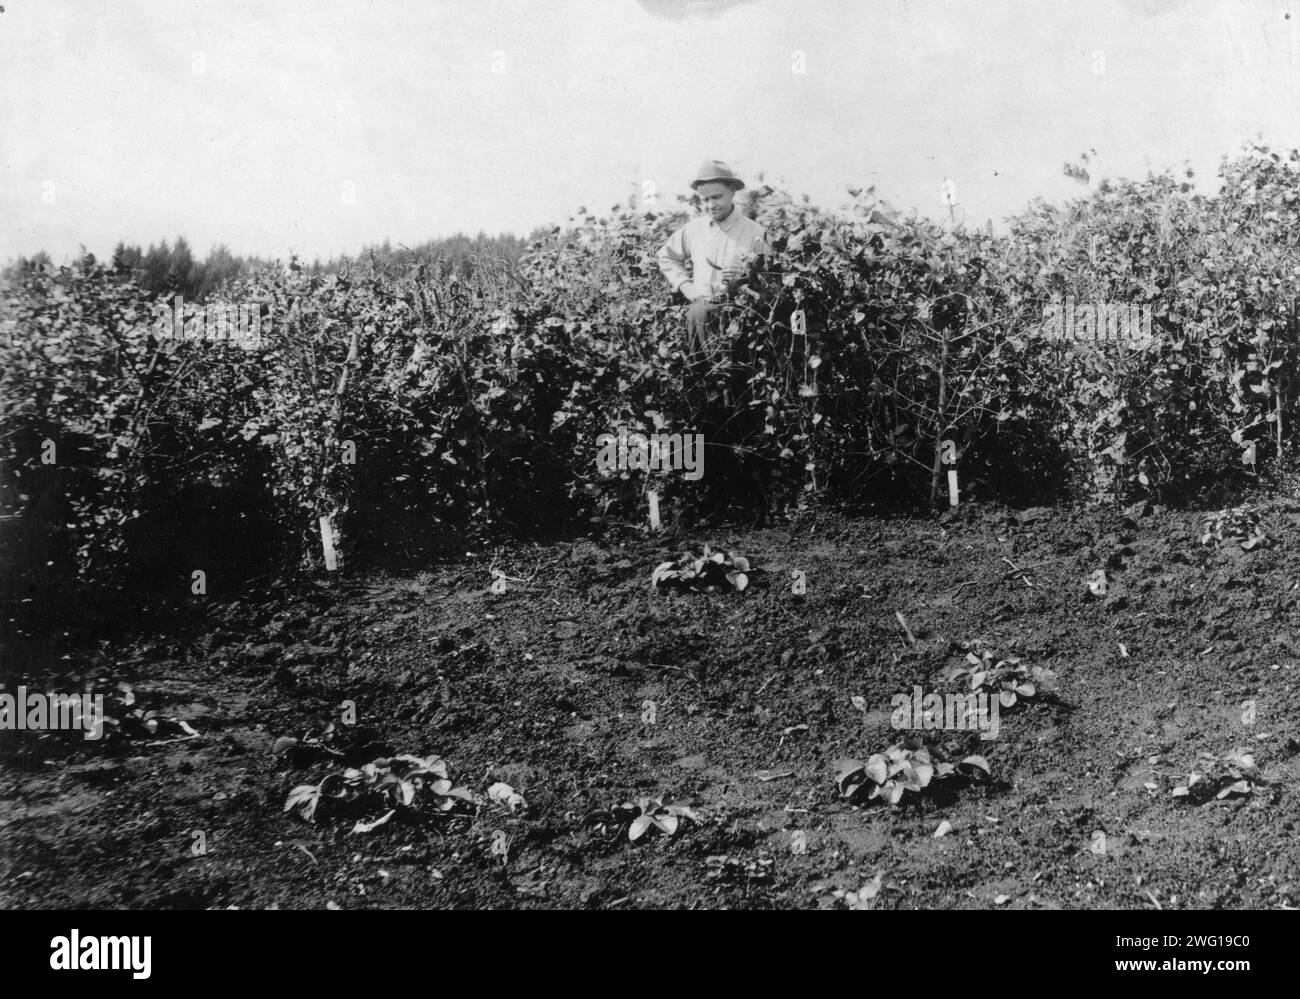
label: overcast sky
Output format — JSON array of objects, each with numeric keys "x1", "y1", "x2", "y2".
[{"x1": 2, "y1": 0, "x2": 1298, "y2": 264}]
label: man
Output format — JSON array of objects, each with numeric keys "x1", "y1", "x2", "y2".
[
  {"x1": 656, "y1": 159, "x2": 769, "y2": 365},
  {"x1": 656, "y1": 160, "x2": 771, "y2": 518}
]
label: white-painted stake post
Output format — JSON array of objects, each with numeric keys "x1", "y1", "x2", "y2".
[
  {"x1": 320, "y1": 515, "x2": 338, "y2": 571},
  {"x1": 648, "y1": 489, "x2": 661, "y2": 532}
]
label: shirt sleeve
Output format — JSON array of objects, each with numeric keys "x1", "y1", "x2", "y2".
[{"x1": 657, "y1": 225, "x2": 693, "y2": 294}]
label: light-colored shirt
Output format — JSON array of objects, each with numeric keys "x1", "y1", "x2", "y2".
[{"x1": 656, "y1": 204, "x2": 770, "y2": 302}]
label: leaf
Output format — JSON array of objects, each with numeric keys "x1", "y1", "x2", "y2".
[
  {"x1": 1216, "y1": 780, "x2": 1253, "y2": 799},
  {"x1": 666, "y1": 804, "x2": 701, "y2": 822},
  {"x1": 850, "y1": 695, "x2": 867, "y2": 712},
  {"x1": 285, "y1": 785, "x2": 321, "y2": 821},
  {"x1": 397, "y1": 753, "x2": 448, "y2": 778},
  {"x1": 629, "y1": 814, "x2": 655, "y2": 841},
  {"x1": 398, "y1": 780, "x2": 416, "y2": 806},
  {"x1": 650, "y1": 561, "x2": 678, "y2": 588},
  {"x1": 834, "y1": 758, "x2": 865, "y2": 783},
  {"x1": 858, "y1": 872, "x2": 883, "y2": 901},
  {"x1": 960, "y1": 755, "x2": 990, "y2": 774},
  {"x1": 909, "y1": 761, "x2": 934, "y2": 788},
  {"x1": 653, "y1": 814, "x2": 679, "y2": 836},
  {"x1": 933, "y1": 820, "x2": 953, "y2": 838},
  {"x1": 1089, "y1": 830, "x2": 1107, "y2": 855},
  {"x1": 351, "y1": 809, "x2": 396, "y2": 834},
  {"x1": 729, "y1": 554, "x2": 751, "y2": 572},
  {"x1": 999, "y1": 689, "x2": 1017, "y2": 708},
  {"x1": 1015, "y1": 682, "x2": 1035, "y2": 697}
]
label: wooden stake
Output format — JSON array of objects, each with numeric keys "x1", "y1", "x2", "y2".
[
  {"x1": 647, "y1": 490, "x2": 661, "y2": 532},
  {"x1": 947, "y1": 468, "x2": 959, "y2": 508},
  {"x1": 319, "y1": 515, "x2": 338, "y2": 571}
]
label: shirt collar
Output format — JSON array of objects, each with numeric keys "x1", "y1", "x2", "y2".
[{"x1": 709, "y1": 203, "x2": 744, "y2": 232}]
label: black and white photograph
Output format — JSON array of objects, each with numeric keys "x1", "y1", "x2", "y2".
[{"x1": 0, "y1": 0, "x2": 1295, "y2": 960}]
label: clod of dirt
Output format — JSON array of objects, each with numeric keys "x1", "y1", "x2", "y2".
[
  {"x1": 1013, "y1": 506, "x2": 1054, "y2": 525},
  {"x1": 246, "y1": 643, "x2": 285, "y2": 664},
  {"x1": 66, "y1": 760, "x2": 125, "y2": 782}
]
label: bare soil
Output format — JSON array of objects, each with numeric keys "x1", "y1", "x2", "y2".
[{"x1": 3, "y1": 501, "x2": 1299, "y2": 910}]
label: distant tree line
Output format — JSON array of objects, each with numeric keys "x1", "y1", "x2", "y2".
[{"x1": 2, "y1": 231, "x2": 532, "y2": 301}]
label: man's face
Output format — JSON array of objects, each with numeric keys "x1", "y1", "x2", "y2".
[{"x1": 696, "y1": 181, "x2": 736, "y2": 221}]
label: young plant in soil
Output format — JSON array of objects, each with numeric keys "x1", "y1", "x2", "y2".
[
  {"x1": 1171, "y1": 748, "x2": 1270, "y2": 803},
  {"x1": 835, "y1": 743, "x2": 990, "y2": 806},
  {"x1": 97, "y1": 682, "x2": 200, "y2": 742},
  {"x1": 598, "y1": 797, "x2": 703, "y2": 841},
  {"x1": 651, "y1": 546, "x2": 750, "y2": 593},
  {"x1": 271, "y1": 721, "x2": 393, "y2": 768},
  {"x1": 284, "y1": 753, "x2": 479, "y2": 834},
  {"x1": 946, "y1": 646, "x2": 1057, "y2": 709},
  {"x1": 1199, "y1": 505, "x2": 1271, "y2": 551}
]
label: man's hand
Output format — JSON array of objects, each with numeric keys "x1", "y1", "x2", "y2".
[
  {"x1": 681, "y1": 281, "x2": 714, "y2": 303},
  {"x1": 722, "y1": 250, "x2": 757, "y2": 284},
  {"x1": 718, "y1": 254, "x2": 757, "y2": 297}
]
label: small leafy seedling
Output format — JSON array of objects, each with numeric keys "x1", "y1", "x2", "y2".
[
  {"x1": 284, "y1": 753, "x2": 479, "y2": 833},
  {"x1": 835, "y1": 744, "x2": 990, "y2": 806},
  {"x1": 272, "y1": 721, "x2": 391, "y2": 767},
  {"x1": 947, "y1": 647, "x2": 1056, "y2": 708},
  {"x1": 1199, "y1": 505, "x2": 1270, "y2": 551},
  {"x1": 98, "y1": 682, "x2": 200, "y2": 741},
  {"x1": 1172, "y1": 748, "x2": 1269, "y2": 802},
  {"x1": 827, "y1": 872, "x2": 884, "y2": 909},
  {"x1": 652, "y1": 546, "x2": 750, "y2": 593},
  {"x1": 610, "y1": 797, "x2": 702, "y2": 841}
]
